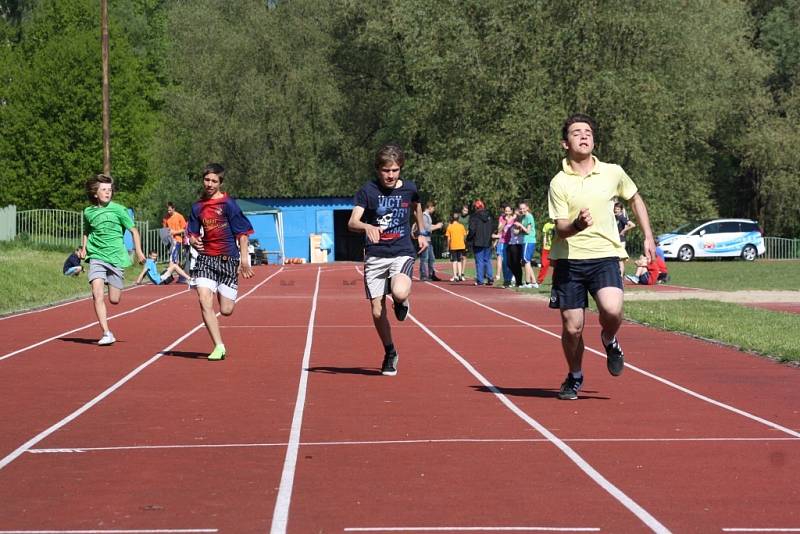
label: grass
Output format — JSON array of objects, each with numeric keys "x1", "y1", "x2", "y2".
[
  {"x1": 452, "y1": 257, "x2": 800, "y2": 364},
  {"x1": 650, "y1": 259, "x2": 800, "y2": 291},
  {"x1": 0, "y1": 240, "x2": 141, "y2": 316},
  {"x1": 622, "y1": 300, "x2": 800, "y2": 363}
]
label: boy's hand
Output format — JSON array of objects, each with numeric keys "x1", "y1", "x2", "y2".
[
  {"x1": 191, "y1": 236, "x2": 204, "y2": 252},
  {"x1": 573, "y1": 208, "x2": 593, "y2": 231},
  {"x1": 239, "y1": 261, "x2": 254, "y2": 279},
  {"x1": 365, "y1": 225, "x2": 381, "y2": 244},
  {"x1": 417, "y1": 235, "x2": 429, "y2": 253},
  {"x1": 135, "y1": 251, "x2": 146, "y2": 264}
]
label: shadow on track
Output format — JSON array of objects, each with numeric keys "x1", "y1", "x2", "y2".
[
  {"x1": 307, "y1": 366, "x2": 381, "y2": 376},
  {"x1": 471, "y1": 385, "x2": 610, "y2": 400}
]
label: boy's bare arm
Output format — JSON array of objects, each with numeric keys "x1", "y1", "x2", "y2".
[
  {"x1": 413, "y1": 202, "x2": 429, "y2": 252},
  {"x1": 238, "y1": 234, "x2": 254, "y2": 279},
  {"x1": 348, "y1": 206, "x2": 381, "y2": 244},
  {"x1": 628, "y1": 193, "x2": 656, "y2": 262},
  {"x1": 129, "y1": 227, "x2": 146, "y2": 263}
]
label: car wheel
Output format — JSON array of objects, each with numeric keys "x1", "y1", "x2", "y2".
[
  {"x1": 741, "y1": 244, "x2": 757, "y2": 261},
  {"x1": 677, "y1": 245, "x2": 694, "y2": 262}
]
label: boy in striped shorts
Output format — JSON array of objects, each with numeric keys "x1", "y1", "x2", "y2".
[
  {"x1": 187, "y1": 163, "x2": 254, "y2": 361},
  {"x1": 348, "y1": 144, "x2": 428, "y2": 376}
]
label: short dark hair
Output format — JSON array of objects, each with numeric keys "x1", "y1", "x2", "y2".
[
  {"x1": 203, "y1": 163, "x2": 225, "y2": 182},
  {"x1": 85, "y1": 174, "x2": 113, "y2": 204},
  {"x1": 166, "y1": 201, "x2": 175, "y2": 209},
  {"x1": 562, "y1": 113, "x2": 597, "y2": 141},
  {"x1": 374, "y1": 144, "x2": 405, "y2": 170}
]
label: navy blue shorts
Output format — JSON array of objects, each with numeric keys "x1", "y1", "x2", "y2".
[{"x1": 549, "y1": 257, "x2": 623, "y2": 310}]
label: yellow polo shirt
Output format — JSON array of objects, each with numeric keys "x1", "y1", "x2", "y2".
[{"x1": 548, "y1": 156, "x2": 638, "y2": 260}]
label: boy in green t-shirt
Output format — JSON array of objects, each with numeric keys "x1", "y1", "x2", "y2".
[{"x1": 79, "y1": 174, "x2": 145, "y2": 345}]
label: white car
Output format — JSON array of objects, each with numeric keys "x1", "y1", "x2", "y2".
[{"x1": 658, "y1": 218, "x2": 765, "y2": 261}]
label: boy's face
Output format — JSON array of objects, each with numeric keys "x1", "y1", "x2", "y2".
[
  {"x1": 149, "y1": 252, "x2": 158, "y2": 260},
  {"x1": 614, "y1": 206, "x2": 622, "y2": 215},
  {"x1": 166, "y1": 205, "x2": 175, "y2": 216},
  {"x1": 461, "y1": 206, "x2": 469, "y2": 215},
  {"x1": 519, "y1": 203, "x2": 528, "y2": 215},
  {"x1": 377, "y1": 161, "x2": 401, "y2": 189},
  {"x1": 561, "y1": 121, "x2": 594, "y2": 157},
  {"x1": 203, "y1": 173, "x2": 222, "y2": 197},
  {"x1": 95, "y1": 183, "x2": 113, "y2": 205}
]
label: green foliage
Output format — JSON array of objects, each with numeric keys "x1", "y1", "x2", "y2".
[
  {"x1": 1, "y1": 0, "x2": 799, "y2": 237},
  {"x1": 0, "y1": 0, "x2": 161, "y2": 213}
]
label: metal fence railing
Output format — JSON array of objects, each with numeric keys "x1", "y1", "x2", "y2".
[{"x1": 763, "y1": 237, "x2": 800, "y2": 260}]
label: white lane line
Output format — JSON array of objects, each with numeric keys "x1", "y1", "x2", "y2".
[
  {"x1": 344, "y1": 528, "x2": 600, "y2": 532},
  {"x1": 0, "y1": 288, "x2": 189, "y2": 362},
  {"x1": 270, "y1": 267, "x2": 321, "y2": 534},
  {"x1": 0, "y1": 269, "x2": 283, "y2": 471},
  {"x1": 429, "y1": 283, "x2": 800, "y2": 439},
  {"x1": 722, "y1": 530, "x2": 800, "y2": 532},
  {"x1": 26, "y1": 436, "x2": 800, "y2": 454},
  {"x1": 404, "y1": 306, "x2": 669, "y2": 532},
  {"x1": 0, "y1": 529, "x2": 217, "y2": 533}
]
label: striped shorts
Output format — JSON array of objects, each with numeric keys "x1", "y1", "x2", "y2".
[
  {"x1": 191, "y1": 254, "x2": 240, "y2": 300},
  {"x1": 363, "y1": 255, "x2": 415, "y2": 299}
]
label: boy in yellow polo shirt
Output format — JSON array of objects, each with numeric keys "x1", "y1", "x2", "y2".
[{"x1": 547, "y1": 113, "x2": 656, "y2": 400}]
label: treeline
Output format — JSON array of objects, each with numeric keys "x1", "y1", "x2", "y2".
[{"x1": 1, "y1": 0, "x2": 799, "y2": 236}]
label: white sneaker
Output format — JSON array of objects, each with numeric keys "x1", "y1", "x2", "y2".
[
  {"x1": 522, "y1": 283, "x2": 533, "y2": 288},
  {"x1": 450, "y1": 276, "x2": 457, "y2": 281},
  {"x1": 532, "y1": 282, "x2": 539, "y2": 288},
  {"x1": 98, "y1": 332, "x2": 116, "y2": 346}
]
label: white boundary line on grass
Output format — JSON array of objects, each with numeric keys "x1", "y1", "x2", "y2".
[
  {"x1": 0, "y1": 268, "x2": 284, "y2": 471},
  {"x1": 403, "y1": 304, "x2": 671, "y2": 533},
  {"x1": 0, "y1": 288, "x2": 189, "y2": 362},
  {"x1": 428, "y1": 282, "x2": 800, "y2": 439},
  {"x1": 270, "y1": 267, "x2": 321, "y2": 534}
]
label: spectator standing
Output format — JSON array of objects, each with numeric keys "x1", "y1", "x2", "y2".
[
  {"x1": 445, "y1": 212, "x2": 467, "y2": 281},
  {"x1": 505, "y1": 207, "x2": 525, "y2": 288},
  {"x1": 163, "y1": 202, "x2": 188, "y2": 271},
  {"x1": 519, "y1": 202, "x2": 539, "y2": 288},
  {"x1": 495, "y1": 205, "x2": 514, "y2": 285},
  {"x1": 419, "y1": 201, "x2": 443, "y2": 281},
  {"x1": 537, "y1": 219, "x2": 556, "y2": 284},
  {"x1": 458, "y1": 204, "x2": 470, "y2": 279},
  {"x1": 468, "y1": 200, "x2": 495, "y2": 285}
]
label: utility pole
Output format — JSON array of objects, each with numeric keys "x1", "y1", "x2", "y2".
[{"x1": 101, "y1": 0, "x2": 111, "y2": 175}]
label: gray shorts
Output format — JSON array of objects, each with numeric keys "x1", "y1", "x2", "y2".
[
  {"x1": 88, "y1": 259, "x2": 125, "y2": 289},
  {"x1": 363, "y1": 255, "x2": 415, "y2": 299}
]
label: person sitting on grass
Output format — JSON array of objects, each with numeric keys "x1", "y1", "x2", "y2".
[
  {"x1": 625, "y1": 254, "x2": 669, "y2": 285},
  {"x1": 63, "y1": 247, "x2": 84, "y2": 276},
  {"x1": 135, "y1": 250, "x2": 191, "y2": 286}
]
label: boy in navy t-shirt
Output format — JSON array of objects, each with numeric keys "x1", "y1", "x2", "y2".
[{"x1": 348, "y1": 144, "x2": 428, "y2": 376}]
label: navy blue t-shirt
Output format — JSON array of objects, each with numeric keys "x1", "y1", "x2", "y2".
[{"x1": 354, "y1": 179, "x2": 420, "y2": 258}]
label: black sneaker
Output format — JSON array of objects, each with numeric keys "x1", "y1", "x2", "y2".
[
  {"x1": 558, "y1": 374, "x2": 583, "y2": 400},
  {"x1": 393, "y1": 299, "x2": 410, "y2": 322},
  {"x1": 381, "y1": 351, "x2": 398, "y2": 376},
  {"x1": 430, "y1": 274, "x2": 442, "y2": 282},
  {"x1": 604, "y1": 336, "x2": 625, "y2": 376}
]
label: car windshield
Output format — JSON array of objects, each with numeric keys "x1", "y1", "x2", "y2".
[{"x1": 670, "y1": 221, "x2": 707, "y2": 234}]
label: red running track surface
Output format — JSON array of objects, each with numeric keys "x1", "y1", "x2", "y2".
[{"x1": 0, "y1": 262, "x2": 797, "y2": 533}]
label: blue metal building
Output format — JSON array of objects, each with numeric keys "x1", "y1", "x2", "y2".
[{"x1": 236, "y1": 197, "x2": 363, "y2": 263}]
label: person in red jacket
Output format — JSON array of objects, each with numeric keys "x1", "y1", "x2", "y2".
[{"x1": 625, "y1": 255, "x2": 668, "y2": 285}]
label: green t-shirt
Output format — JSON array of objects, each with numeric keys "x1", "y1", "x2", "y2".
[
  {"x1": 83, "y1": 201, "x2": 135, "y2": 268},
  {"x1": 521, "y1": 213, "x2": 536, "y2": 244}
]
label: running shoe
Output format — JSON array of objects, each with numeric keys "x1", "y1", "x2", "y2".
[
  {"x1": 97, "y1": 332, "x2": 116, "y2": 346},
  {"x1": 208, "y1": 344, "x2": 226, "y2": 361},
  {"x1": 430, "y1": 274, "x2": 442, "y2": 282},
  {"x1": 393, "y1": 299, "x2": 410, "y2": 322},
  {"x1": 558, "y1": 374, "x2": 583, "y2": 400},
  {"x1": 604, "y1": 336, "x2": 625, "y2": 376},
  {"x1": 381, "y1": 351, "x2": 399, "y2": 376}
]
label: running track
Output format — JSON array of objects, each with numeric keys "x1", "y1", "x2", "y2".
[{"x1": 0, "y1": 263, "x2": 797, "y2": 533}]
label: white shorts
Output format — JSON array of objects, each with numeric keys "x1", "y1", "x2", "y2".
[{"x1": 363, "y1": 255, "x2": 415, "y2": 300}]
